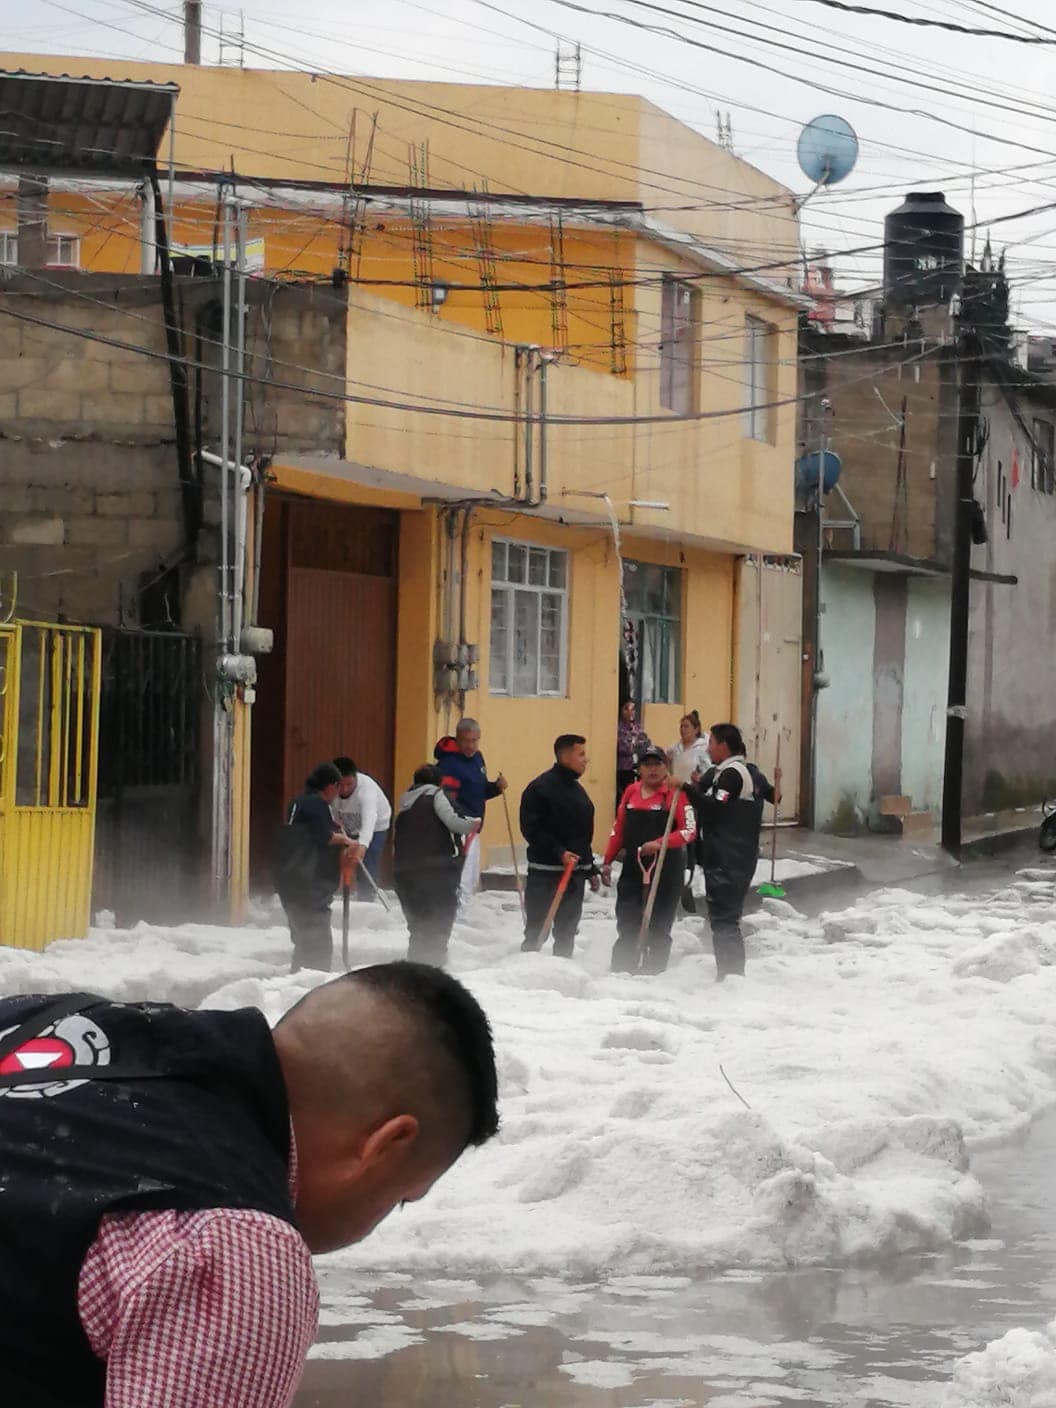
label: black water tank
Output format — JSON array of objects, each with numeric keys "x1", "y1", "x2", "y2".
[{"x1": 883, "y1": 191, "x2": 964, "y2": 308}]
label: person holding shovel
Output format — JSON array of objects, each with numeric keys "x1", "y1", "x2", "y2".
[
  {"x1": 602, "y1": 748, "x2": 696, "y2": 975},
  {"x1": 393, "y1": 764, "x2": 481, "y2": 966},
  {"x1": 519, "y1": 734, "x2": 599, "y2": 958},
  {"x1": 275, "y1": 762, "x2": 362, "y2": 974},
  {"x1": 696, "y1": 723, "x2": 780, "y2": 982}
]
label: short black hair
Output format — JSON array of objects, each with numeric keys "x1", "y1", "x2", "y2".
[
  {"x1": 709, "y1": 722, "x2": 745, "y2": 756},
  {"x1": 306, "y1": 761, "x2": 342, "y2": 791},
  {"x1": 351, "y1": 961, "x2": 499, "y2": 1147},
  {"x1": 413, "y1": 763, "x2": 442, "y2": 787},
  {"x1": 554, "y1": 733, "x2": 586, "y2": 758},
  {"x1": 333, "y1": 756, "x2": 358, "y2": 777}
]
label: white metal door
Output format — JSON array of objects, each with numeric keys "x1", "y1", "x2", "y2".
[{"x1": 736, "y1": 556, "x2": 802, "y2": 820}]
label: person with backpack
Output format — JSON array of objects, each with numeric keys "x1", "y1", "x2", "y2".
[
  {"x1": 275, "y1": 762, "x2": 361, "y2": 974},
  {"x1": 393, "y1": 764, "x2": 481, "y2": 965},
  {"x1": 696, "y1": 722, "x2": 780, "y2": 982}
]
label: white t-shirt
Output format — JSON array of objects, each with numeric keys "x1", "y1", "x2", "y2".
[{"x1": 333, "y1": 773, "x2": 392, "y2": 844}]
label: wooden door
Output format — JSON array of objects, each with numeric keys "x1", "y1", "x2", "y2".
[{"x1": 283, "y1": 566, "x2": 396, "y2": 807}]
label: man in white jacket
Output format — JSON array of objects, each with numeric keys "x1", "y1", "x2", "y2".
[{"x1": 333, "y1": 757, "x2": 393, "y2": 890}]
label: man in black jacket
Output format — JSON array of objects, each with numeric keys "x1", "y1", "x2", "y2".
[
  {"x1": 519, "y1": 734, "x2": 599, "y2": 957},
  {"x1": 275, "y1": 762, "x2": 361, "y2": 973}
]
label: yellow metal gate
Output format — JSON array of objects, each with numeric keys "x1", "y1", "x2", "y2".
[{"x1": 0, "y1": 622, "x2": 101, "y2": 950}]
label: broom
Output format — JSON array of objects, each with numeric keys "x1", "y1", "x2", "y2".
[{"x1": 756, "y1": 734, "x2": 786, "y2": 899}]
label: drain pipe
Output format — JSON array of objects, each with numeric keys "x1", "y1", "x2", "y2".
[
  {"x1": 522, "y1": 345, "x2": 536, "y2": 505},
  {"x1": 231, "y1": 200, "x2": 249, "y2": 652},
  {"x1": 537, "y1": 351, "x2": 550, "y2": 504}
]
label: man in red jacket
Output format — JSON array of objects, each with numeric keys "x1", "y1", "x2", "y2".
[{"x1": 602, "y1": 748, "x2": 696, "y2": 974}]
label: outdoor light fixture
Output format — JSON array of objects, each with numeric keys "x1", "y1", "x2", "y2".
[{"x1": 430, "y1": 280, "x2": 450, "y2": 310}]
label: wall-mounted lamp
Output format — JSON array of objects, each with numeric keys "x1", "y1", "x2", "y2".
[{"x1": 430, "y1": 280, "x2": 450, "y2": 311}]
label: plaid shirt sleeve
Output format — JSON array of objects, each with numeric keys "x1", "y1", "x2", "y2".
[{"x1": 78, "y1": 1207, "x2": 319, "y2": 1408}]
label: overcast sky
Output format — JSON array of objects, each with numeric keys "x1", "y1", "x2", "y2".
[{"x1": 9, "y1": 0, "x2": 1056, "y2": 329}]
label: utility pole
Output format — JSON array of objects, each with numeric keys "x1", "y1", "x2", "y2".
[
  {"x1": 16, "y1": 176, "x2": 47, "y2": 268},
  {"x1": 940, "y1": 324, "x2": 980, "y2": 858},
  {"x1": 184, "y1": 1, "x2": 202, "y2": 64}
]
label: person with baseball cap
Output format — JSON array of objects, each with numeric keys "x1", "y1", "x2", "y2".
[{"x1": 601, "y1": 747, "x2": 696, "y2": 974}]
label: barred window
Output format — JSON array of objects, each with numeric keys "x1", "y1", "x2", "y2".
[{"x1": 489, "y1": 540, "x2": 568, "y2": 696}]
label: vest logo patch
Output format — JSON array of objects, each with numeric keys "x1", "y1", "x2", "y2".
[{"x1": 0, "y1": 1014, "x2": 111, "y2": 1100}]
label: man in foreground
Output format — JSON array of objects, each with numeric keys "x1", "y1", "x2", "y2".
[
  {"x1": 519, "y1": 733, "x2": 599, "y2": 957},
  {"x1": 697, "y1": 722, "x2": 779, "y2": 981},
  {"x1": 0, "y1": 962, "x2": 499, "y2": 1408}
]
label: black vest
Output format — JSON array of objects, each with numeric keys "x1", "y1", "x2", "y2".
[
  {"x1": 394, "y1": 788, "x2": 459, "y2": 870},
  {"x1": 0, "y1": 993, "x2": 297, "y2": 1408}
]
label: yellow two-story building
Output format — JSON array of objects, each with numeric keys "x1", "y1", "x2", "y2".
[{"x1": 2, "y1": 58, "x2": 801, "y2": 880}]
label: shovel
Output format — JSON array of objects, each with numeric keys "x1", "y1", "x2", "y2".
[
  {"x1": 537, "y1": 855, "x2": 577, "y2": 948},
  {"x1": 756, "y1": 734, "x2": 786, "y2": 900},
  {"x1": 357, "y1": 857, "x2": 392, "y2": 912},
  {"x1": 502, "y1": 788, "x2": 527, "y2": 918},
  {"x1": 339, "y1": 846, "x2": 357, "y2": 967}
]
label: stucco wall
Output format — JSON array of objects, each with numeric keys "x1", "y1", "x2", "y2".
[
  {"x1": 815, "y1": 565, "x2": 877, "y2": 830},
  {"x1": 391, "y1": 506, "x2": 735, "y2": 863},
  {"x1": 965, "y1": 385, "x2": 1056, "y2": 811},
  {"x1": 901, "y1": 577, "x2": 950, "y2": 816}
]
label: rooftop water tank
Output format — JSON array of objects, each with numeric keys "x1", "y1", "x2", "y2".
[{"x1": 883, "y1": 191, "x2": 964, "y2": 308}]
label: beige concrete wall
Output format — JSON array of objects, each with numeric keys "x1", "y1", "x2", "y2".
[{"x1": 345, "y1": 279, "x2": 796, "y2": 556}]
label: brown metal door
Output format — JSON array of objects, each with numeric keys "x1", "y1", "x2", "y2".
[{"x1": 284, "y1": 566, "x2": 396, "y2": 807}]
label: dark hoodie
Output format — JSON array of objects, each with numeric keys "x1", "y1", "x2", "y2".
[{"x1": 434, "y1": 736, "x2": 501, "y2": 819}]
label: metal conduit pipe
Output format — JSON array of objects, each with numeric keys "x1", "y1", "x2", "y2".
[{"x1": 231, "y1": 201, "x2": 249, "y2": 651}]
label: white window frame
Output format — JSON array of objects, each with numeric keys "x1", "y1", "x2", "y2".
[
  {"x1": 744, "y1": 313, "x2": 775, "y2": 443},
  {"x1": 659, "y1": 274, "x2": 698, "y2": 416},
  {"x1": 45, "y1": 233, "x2": 81, "y2": 269},
  {"x1": 489, "y1": 538, "x2": 569, "y2": 697},
  {"x1": 0, "y1": 231, "x2": 17, "y2": 266}
]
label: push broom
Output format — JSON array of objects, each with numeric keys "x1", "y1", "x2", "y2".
[{"x1": 756, "y1": 734, "x2": 786, "y2": 900}]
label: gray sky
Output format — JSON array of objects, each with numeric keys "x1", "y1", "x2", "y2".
[{"x1": 9, "y1": 0, "x2": 1056, "y2": 329}]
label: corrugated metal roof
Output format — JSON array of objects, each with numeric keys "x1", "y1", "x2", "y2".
[{"x1": 0, "y1": 70, "x2": 179, "y2": 176}]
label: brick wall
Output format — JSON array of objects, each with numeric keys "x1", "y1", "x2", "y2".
[
  {"x1": 0, "y1": 274, "x2": 346, "y2": 627},
  {"x1": 799, "y1": 333, "x2": 959, "y2": 566}
]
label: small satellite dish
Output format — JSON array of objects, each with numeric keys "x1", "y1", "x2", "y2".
[{"x1": 797, "y1": 115, "x2": 859, "y2": 188}]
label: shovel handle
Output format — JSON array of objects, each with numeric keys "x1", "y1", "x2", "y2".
[{"x1": 537, "y1": 856, "x2": 577, "y2": 947}]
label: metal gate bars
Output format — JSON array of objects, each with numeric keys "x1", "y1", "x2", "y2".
[{"x1": 0, "y1": 621, "x2": 101, "y2": 950}]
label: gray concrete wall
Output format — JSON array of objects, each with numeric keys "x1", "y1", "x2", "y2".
[
  {"x1": 0, "y1": 273, "x2": 346, "y2": 627},
  {"x1": 965, "y1": 384, "x2": 1056, "y2": 812}
]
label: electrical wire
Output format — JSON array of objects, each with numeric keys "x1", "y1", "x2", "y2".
[{"x1": 803, "y1": 0, "x2": 1056, "y2": 41}]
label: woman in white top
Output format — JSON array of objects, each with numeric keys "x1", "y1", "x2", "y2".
[
  {"x1": 669, "y1": 711, "x2": 709, "y2": 915},
  {"x1": 668, "y1": 710, "x2": 709, "y2": 783}
]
